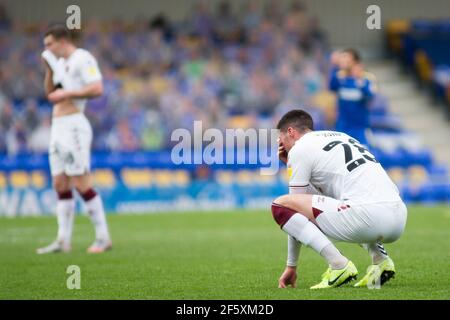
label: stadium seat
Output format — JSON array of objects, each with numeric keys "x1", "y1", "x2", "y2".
[
  {"x1": 121, "y1": 169, "x2": 152, "y2": 188},
  {"x1": 235, "y1": 170, "x2": 254, "y2": 186},
  {"x1": 9, "y1": 171, "x2": 30, "y2": 188},
  {"x1": 92, "y1": 169, "x2": 117, "y2": 188},
  {"x1": 173, "y1": 170, "x2": 190, "y2": 187},
  {"x1": 387, "y1": 167, "x2": 405, "y2": 186},
  {"x1": 386, "y1": 19, "x2": 410, "y2": 54},
  {"x1": 0, "y1": 172, "x2": 6, "y2": 188},
  {"x1": 215, "y1": 170, "x2": 234, "y2": 185},
  {"x1": 30, "y1": 171, "x2": 47, "y2": 189},
  {"x1": 153, "y1": 170, "x2": 173, "y2": 188}
]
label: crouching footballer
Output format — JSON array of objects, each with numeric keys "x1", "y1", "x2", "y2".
[{"x1": 272, "y1": 110, "x2": 407, "y2": 289}]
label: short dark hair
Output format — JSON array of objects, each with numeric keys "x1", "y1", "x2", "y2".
[
  {"x1": 45, "y1": 24, "x2": 70, "y2": 39},
  {"x1": 44, "y1": 24, "x2": 80, "y2": 42},
  {"x1": 277, "y1": 109, "x2": 314, "y2": 133},
  {"x1": 342, "y1": 48, "x2": 361, "y2": 62}
]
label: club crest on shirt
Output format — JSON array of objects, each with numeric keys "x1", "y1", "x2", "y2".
[{"x1": 287, "y1": 166, "x2": 292, "y2": 178}]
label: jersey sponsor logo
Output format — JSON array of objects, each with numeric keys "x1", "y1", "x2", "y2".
[
  {"x1": 338, "y1": 88, "x2": 363, "y2": 100},
  {"x1": 287, "y1": 167, "x2": 292, "y2": 178},
  {"x1": 87, "y1": 66, "x2": 98, "y2": 76}
]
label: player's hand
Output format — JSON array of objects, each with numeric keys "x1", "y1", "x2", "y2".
[
  {"x1": 278, "y1": 266, "x2": 297, "y2": 288},
  {"x1": 48, "y1": 89, "x2": 70, "y2": 103},
  {"x1": 278, "y1": 139, "x2": 288, "y2": 164}
]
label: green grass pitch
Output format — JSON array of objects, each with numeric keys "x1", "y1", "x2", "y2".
[{"x1": 1, "y1": 206, "x2": 449, "y2": 299}]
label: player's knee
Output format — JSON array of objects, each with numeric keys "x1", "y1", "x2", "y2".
[
  {"x1": 271, "y1": 202, "x2": 297, "y2": 227},
  {"x1": 53, "y1": 178, "x2": 70, "y2": 194},
  {"x1": 273, "y1": 195, "x2": 292, "y2": 208},
  {"x1": 76, "y1": 188, "x2": 97, "y2": 202}
]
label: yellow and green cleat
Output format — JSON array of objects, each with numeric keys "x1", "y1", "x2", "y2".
[
  {"x1": 354, "y1": 257, "x2": 395, "y2": 288},
  {"x1": 310, "y1": 261, "x2": 358, "y2": 289}
]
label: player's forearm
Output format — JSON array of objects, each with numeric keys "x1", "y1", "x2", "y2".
[
  {"x1": 287, "y1": 235, "x2": 301, "y2": 267},
  {"x1": 44, "y1": 70, "x2": 55, "y2": 95},
  {"x1": 67, "y1": 82, "x2": 103, "y2": 99}
]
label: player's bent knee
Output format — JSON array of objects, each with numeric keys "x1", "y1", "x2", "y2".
[
  {"x1": 273, "y1": 195, "x2": 286, "y2": 205},
  {"x1": 271, "y1": 202, "x2": 297, "y2": 227}
]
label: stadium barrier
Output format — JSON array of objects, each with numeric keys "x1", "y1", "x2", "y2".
[
  {"x1": 0, "y1": 150, "x2": 289, "y2": 216},
  {"x1": 1, "y1": 149, "x2": 449, "y2": 216}
]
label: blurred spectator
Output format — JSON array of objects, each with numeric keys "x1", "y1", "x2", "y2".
[
  {"x1": 0, "y1": 1, "x2": 332, "y2": 155},
  {"x1": 28, "y1": 114, "x2": 51, "y2": 152},
  {"x1": 23, "y1": 98, "x2": 40, "y2": 132},
  {"x1": 0, "y1": 2, "x2": 11, "y2": 31}
]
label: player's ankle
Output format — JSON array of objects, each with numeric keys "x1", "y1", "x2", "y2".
[{"x1": 373, "y1": 256, "x2": 388, "y2": 265}]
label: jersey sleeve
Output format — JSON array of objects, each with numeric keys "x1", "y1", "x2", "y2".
[
  {"x1": 328, "y1": 66, "x2": 340, "y2": 92},
  {"x1": 288, "y1": 142, "x2": 313, "y2": 188},
  {"x1": 363, "y1": 72, "x2": 377, "y2": 99},
  {"x1": 79, "y1": 52, "x2": 102, "y2": 84}
]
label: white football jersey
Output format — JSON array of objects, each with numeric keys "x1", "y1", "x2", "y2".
[
  {"x1": 56, "y1": 48, "x2": 102, "y2": 112},
  {"x1": 287, "y1": 131, "x2": 401, "y2": 204}
]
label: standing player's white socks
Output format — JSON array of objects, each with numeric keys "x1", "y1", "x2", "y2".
[
  {"x1": 281, "y1": 213, "x2": 348, "y2": 269},
  {"x1": 362, "y1": 243, "x2": 388, "y2": 264},
  {"x1": 56, "y1": 191, "x2": 75, "y2": 246},
  {"x1": 81, "y1": 189, "x2": 110, "y2": 241}
]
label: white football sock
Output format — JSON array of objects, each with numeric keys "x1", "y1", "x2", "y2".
[
  {"x1": 56, "y1": 199, "x2": 75, "y2": 246},
  {"x1": 282, "y1": 213, "x2": 347, "y2": 269},
  {"x1": 320, "y1": 244, "x2": 349, "y2": 269},
  {"x1": 85, "y1": 195, "x2": 110, "y2": 241},
  {"x1": 362, "y1": 243, "x2": 388, "y2": 264}
]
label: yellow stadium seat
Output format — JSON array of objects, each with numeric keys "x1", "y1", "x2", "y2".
[
  {"x1": 386, "y1": 20, "x2": 410, "y2": 53},
  {"x1": 257, "y1": 173, "x2": 276, "y2": 184},
  {"x1": 235, "y1": 170, "x2": 253, "y2": 185},
  {"x1": 0, "y1": 172, "x2": 6, "y2": 188},
  {"x1": 10, "y1": 171, "x2": 30, "y2": 188},
  {"x1": 121, "y1": 169, "x2": 152, "y2": 188},
  {"x1": 216, "y1": 170, "x2": 234, "y2": 185},
  {"x1": 227, "y1": 115, "x2": 255, "y2": 129},
  {"x1": 387, "y1": 167, "x2": 405, "y2": 185},
  {"x1": 408, "y1": 165, "x2": 428, "y2": 186},
  {"x1": 30, "y1": 171, "x2": 47, "y2": 189},
  {"x1": 173, "y1": 170, "x2": 190, "y2": 187},
  {"x1": 92, "y1": 169, "x2": 116, "y2": 188},
  {"x1": 414, "y1": 50, "x2": 433, "y2": 83},
  {"x1": 154, "y1": 170, "x2": 172, "y2": 187}
]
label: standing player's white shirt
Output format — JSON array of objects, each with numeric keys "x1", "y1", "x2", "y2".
[
  {"x1": 56, "y1": 48, "x2": 102, "y2": 112},
  {"x1": 287, "y1": 131, "x2": 401, "y2": 205}
]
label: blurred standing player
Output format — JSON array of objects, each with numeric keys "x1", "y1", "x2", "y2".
[
  {"x1": 274, "y1": 110, "x2": 407, "y2": 289},
  {"x1": 37, "y1": 25, "x2": 112, "y2": 254},
  {"x1": 329, "y1": 49, "x2": 376, "y2": 145}
]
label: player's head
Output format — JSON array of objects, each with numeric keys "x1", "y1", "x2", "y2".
[
  {"x1": 44, "y1": 24, "x2": 76, "y2": 58},
  {"x1": 339, "y1": 48, "x2": 360, "y2": 71},
  {"x1": 277, "y1": 109, "x2": 314, "y2": 152}
]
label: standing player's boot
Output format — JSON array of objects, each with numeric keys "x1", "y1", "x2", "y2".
[
  {"x1": 310, "y1": 260, "x2": 358, "y2": 289},
  {"x1": 37, "y1": 239, "x2": 71, "y2": 254},
  {"x1": 354, "y1": 257, "x2": 395, "y2": 287},
  {"x1": 87, "y1": 238, "x2": 112, "y2": 253}
]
